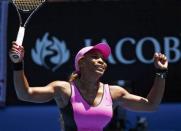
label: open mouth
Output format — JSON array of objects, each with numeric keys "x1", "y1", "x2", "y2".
[{"x1": 96, "y1": 66, "x2": 105, "y2": 72}]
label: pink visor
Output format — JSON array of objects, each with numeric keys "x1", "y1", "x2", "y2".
[{"x1": 74, "y1": 43, "x2": 111, "y2": 72}]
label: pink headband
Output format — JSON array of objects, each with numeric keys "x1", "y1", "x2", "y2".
[{"x1": 74, "y1": 43, "x2": 111, "y2": 72}]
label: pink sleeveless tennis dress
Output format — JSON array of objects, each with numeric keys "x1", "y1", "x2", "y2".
[{"x1": 60, "y1": 82, "x2": 113, "y2": 131}]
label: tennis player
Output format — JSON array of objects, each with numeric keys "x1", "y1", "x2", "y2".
[{"x1": 9, "y1": 42, "x2": 168, "y2": 131}]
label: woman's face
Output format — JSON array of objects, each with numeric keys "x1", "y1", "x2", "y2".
[{"x1": 79, "y1": 50, "x2": 107, "y2": 75}]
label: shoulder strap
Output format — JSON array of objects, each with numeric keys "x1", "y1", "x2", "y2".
[{"x1": 103, "y1": 84, "x2": 113, "y2": 104}]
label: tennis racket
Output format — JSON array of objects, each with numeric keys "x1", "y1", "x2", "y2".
[{"x1": 10, "y1": 0, "x2": 46, "y2": 63}]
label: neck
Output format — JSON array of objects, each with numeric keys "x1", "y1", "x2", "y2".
[{"x1": 78, "y1": 75, "x2": 100, "y2": 90}]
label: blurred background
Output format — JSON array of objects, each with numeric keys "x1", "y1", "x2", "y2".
[{"x1": 0, "y1": 0, "x2": 181, "y2": 130}]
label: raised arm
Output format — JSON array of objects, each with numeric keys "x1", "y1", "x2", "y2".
[
  {"x1": 13, "y1": 70, "x2": 69, "y2": 103},
  {"x1": 9, "y1": 42, "x2": 70, "y2": 105},
  {"x1": 111, "y1": 53, "x2": 168, "y2": 112}
]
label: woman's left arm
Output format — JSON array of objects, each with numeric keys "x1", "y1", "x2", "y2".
[
  {"x1": 111, "y1": 53, "x2": 168, "y2": 112},
  {"x1": 145, "y1": 52, "x2": 168, "y2": 110}
]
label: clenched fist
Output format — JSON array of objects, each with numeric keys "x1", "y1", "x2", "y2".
[
  {"x1": 154, "y1": 53, "x2": 168, "y2": 70},
  {"x1": 9, "y1": 41, "x2": 24, "y2": 63}
]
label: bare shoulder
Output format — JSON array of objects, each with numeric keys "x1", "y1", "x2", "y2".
[
  {"x1": 49, "y1": 80, "x2": 70, "y2": 88},
  {"x1": 49, "y1": 80, "x2": 71, "y2": 94},
  {"x1": 109, "y1": 85, "x2": 128, "y2": 100},
  {"x1": 50, "y1": 80, "x2": 72, "y2": 108}
]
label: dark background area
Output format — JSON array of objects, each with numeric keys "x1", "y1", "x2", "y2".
[{"x1": 6, "y1": 0, "x2": 181, "y2": 105}]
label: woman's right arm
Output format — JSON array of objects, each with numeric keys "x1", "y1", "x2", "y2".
[
  {"x1": 9, "y1": 42, "x2": 70, "y2": 105},
  {"x1": 14, "y1": 70, "x2": 70, "y2": 104},
  {"x1": 13, "y1": 70, "x2": 68, "y2": 103}
]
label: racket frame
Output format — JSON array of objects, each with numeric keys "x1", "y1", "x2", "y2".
[
  {"x1": 12, "y1": 0, "x2": 46, "y2": 45},
  {"x1": 10, "y1": 0, "x2": 46, "y2": 62}
]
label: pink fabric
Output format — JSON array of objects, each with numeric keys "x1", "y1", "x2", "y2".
[{"x1": 70, "y1": 82, "x2": 113, "y2": 131}]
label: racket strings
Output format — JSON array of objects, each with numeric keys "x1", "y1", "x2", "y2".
[{"x1": 13, "y1": 0, "x2": 45, "y2": 11}]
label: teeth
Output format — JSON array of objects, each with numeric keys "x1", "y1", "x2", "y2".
[{"x1": 98, "y1": 67, "x2": 104, "y2": 70}]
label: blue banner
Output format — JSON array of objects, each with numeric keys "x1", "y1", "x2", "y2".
[{"x1": 0, "y1": 1, "x2": 8, "y2": 107}]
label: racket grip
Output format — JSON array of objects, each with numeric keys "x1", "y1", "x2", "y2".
[
  {"x1": 11, "y1": 27, "x2": 25, "y2": 63},
  {"x1": 16, "y1": 26, "x2": 25, "y2": 46}
]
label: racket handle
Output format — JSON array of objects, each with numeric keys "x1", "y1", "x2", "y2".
[
  {"x1": 16, "y1": 26, "x2": 25, "y2": 46},
  {"x1": 10, "y1": 26, "x2": 25, "y2": 63}
]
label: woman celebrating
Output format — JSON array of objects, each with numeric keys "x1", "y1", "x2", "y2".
[{"x1": 9, "y1": 42, "x2": 168, "y2": 131}]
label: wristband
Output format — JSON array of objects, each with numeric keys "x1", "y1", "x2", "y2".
[
  {"x1": 12, "y1": 62, "x2": 24, "y2": 71},
  {"x1": 155, "y1": 69, "x2": 168, "y2": 79}
]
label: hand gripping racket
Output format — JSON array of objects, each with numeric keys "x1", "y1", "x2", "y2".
[{"x1": 10, "y1": 0, "x2": 46, "y2": 63}]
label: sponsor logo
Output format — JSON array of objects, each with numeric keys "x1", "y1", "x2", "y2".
[
  {"x1": 32, "y1": 34, "x2": 181, "y2": 71},
  {"x1": 85, "y1": 37, "x2": 181, "y2": 64},
  {"x1": 115, "y1": 37, "x2": 181, "y2": 64},
  {"x1": 31, "y1": 33, "x2": 70, "y2": 71}
]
